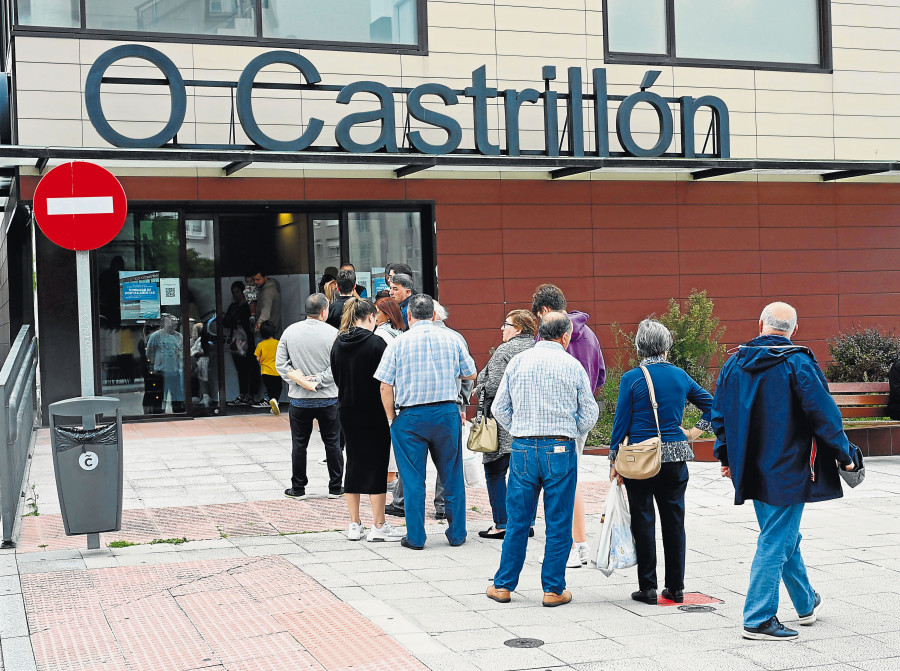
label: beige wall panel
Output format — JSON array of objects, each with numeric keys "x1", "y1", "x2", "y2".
[
  {"x1": 194, "y1": 123, "x2": 251, "y2": 146},
  {"x1": 80, "y1": 91, "x2": 198, "y2": 124},
  {"x1": 728, "y1": 135, "x2": 759, "y2": 160},
  {"x1": 586, "y1": 11, "x2": 603, "y2": 37},
  {"x1": 756, "y1": 135, "x2": 834, "y2": 160},
  {"x1": 678, "y1": 86, "x2": 755, "y2": 113},
  {"x1": 599, "y1": 64, "x2": 675, "y2": 91},
  {"x1": 833, "y1": 92, "x2": 900, "y2": 116},
  {"x1": 672, "y1": 66, "x2": 756, "y2": 90},
  {"x1": 81, "y1": 119, "x2": 197, "y2": 146},
  {"x1": 191, "y1": 43, "x2": 291, "y2": 72},
  {"x1": 16, "y1": 90, "x2": 82, "y2": 121},
  {"x1": 833, "y1": 26, "x2": 900, "y2": 52},
  {"x1": 497, "y1": 57, "x2": 590, "y2": 84},
  {"x1": 18, "y1": 119, "x2": 84, "y2": 147},
  {"x1": 429, "y1": 28, "x2": 497, "y2": 55},
  {"x1": 496, "y1": 0, "x2": 586, "y2": 10},
  {"x1": 15, "y1": 62, "x2": 82, "y2": 92},
  {"x1": 835, "y1": 137, "x2": 900, "y2": 160},
  {"x1": 79, "y1": 39, "x2": 195, "y2": 70},
  {"x1": 427, "y1": 2, "x2": 496, "y2": 30},
  {"x1": 755, "y1": 71, "x2": 833, "y2": 93},
  {"x1": 495, "y1": 6, "x2": 586, "y2": 34},
  {"x1": 16, "y1": 37, "x2": 79, "y2": 64},
  {"x1": 756, "y1": 113, "x2": 834, "y2": 138},
  {"x1": 495, "y1": 31, "x2": 586, "y2": 59},
  {"x1": 756, "y1": 90, "x2": 833, "y2": 115},
  {"x1": 402, "y1": 53, "x2": 497, "y2": 81},
  {"x1": 192, "y1": 95, "x2": 238, "y2": 125},
  {"x1": 832, "y1": 2, "x2": 900, "y2": 28},
  {"x1": 300, "y1": 51, "x2": 402, "y2": 79},
  {"x1": 834, "y1": 114, "x2": 900, "y2": 138},
  {"x1": 833, "y1": 48, "x2": 900, "y2": 74},
  {"x1": 586, "y1": 35, "x2": 606, "y2": 61},
  {"x1": 833, "y1": 70, "x2": 900, "y2": 94}
]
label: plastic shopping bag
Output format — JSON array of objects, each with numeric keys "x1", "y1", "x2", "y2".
[
  {"x1": 590, "y1": 482, "x2": 637, "y2": 576},
  {"x1": 461, "y1": 422, "x2": 486, "y2": 488}
]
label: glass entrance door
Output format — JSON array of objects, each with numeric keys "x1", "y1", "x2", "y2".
[{"x1": 185, "y1": 217, "x2": 221, "y2": 415}]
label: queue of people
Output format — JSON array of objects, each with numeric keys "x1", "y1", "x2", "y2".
[{"x1": 269, "y1": 268, "x2": 857, "y2": 640}]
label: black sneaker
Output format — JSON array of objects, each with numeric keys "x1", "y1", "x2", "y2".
[
  {"x1": 797, "y1": 593, "x2": 822, "y2": 625},
  {"x1": 742, "y1": 616, "x2": 799, "y2": 640},
  {"x1": 384, "y1": 503, "x2": 405, "y2": 517},
  {"x1": 631, "y1": 588, "x2": 657, "y2": 605},
  {"x1": 227, "y1": 396, "x2": 249, "y2": 406},
  {"x1": 434, "y1": 511, "x2": 446, "y2": 520},
  {"x1": 400, "y1": 536, "x2": 424, "y2": 550},
  {"x1": 284, "y1": 488, "x2": 306, "y2": 499},
  {"x1": 327, "y1": 488, "x2": 345, "y2": 499}
]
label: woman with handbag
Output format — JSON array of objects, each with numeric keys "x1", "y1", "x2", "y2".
[
  {"x1": 609, "y1": 318, "x2": 714, "y2": 605},
  {"x1": 473, "y1": 309, "x2": 537, "y2": 539}
]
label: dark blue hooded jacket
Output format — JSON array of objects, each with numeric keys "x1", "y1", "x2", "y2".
[{"x1": 712, "y1": 334, "x2": 853, "y2": 506}]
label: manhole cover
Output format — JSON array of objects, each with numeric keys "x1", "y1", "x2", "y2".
[
  {"x1": 678, "y1": 605, "x2": 717, "y2": 613},
  {"x1": 504, "y1": 638, "x2": 544, "y2": 648}
]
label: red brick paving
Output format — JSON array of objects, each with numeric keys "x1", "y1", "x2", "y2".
[
  {"x1": 18, "y1": 482, "x2": 610, "y2": 552},
  {"x1": 22, "y1": 556, "x2": 427, "y2": 671}
]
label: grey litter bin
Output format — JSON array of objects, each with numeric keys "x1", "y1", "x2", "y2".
[{"x1": 49, "y1": 397, "x2": 123, "y2": 538}]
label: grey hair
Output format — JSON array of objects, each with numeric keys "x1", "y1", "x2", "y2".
[
  {"x1": 538, "y1": 311, "x2": 573, "y2": 341},
  {"x1": 408, "y1": 293, "x2": 435, "y2": 320},
  {"x1": 433, "y1": 301, "x2": 449, "y2": 321},
  {"x1": 390, "y1": 273, "x2": 414, "y2": 291},
  {"x1": 305, "y1": 293, "x2": 329, "y2": 316},
  {"x1": 635, "y1": 318, "x2": 673, "y2": 358},
  {"x1": 760, "y1": 302, "x2": 797, "y2": 334}
]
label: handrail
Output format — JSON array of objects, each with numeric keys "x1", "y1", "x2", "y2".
[{"x1": 0, "y1": 325, "x2": 39, "y2": 548}]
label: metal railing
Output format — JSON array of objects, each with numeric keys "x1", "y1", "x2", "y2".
[{"x1": 0, "y1": 325, "x2": 38, "y2": 548}]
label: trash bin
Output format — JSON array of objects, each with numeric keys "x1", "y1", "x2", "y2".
[{"x1": 49, "y1": 397, "x2": 123, "y2": 536}]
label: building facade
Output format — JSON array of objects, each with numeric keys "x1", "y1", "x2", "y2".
[{"x1": 0, "y1": 0, "x2": 897, "y2": 419}]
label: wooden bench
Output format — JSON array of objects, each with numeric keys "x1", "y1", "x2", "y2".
[{"x1": 829, "y1": 382, "x2": 891, "y2": 419}]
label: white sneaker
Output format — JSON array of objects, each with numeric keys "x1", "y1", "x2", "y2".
[
  {"x1": 367, "y1": 521, "x2": 405, "y2": 542},
  {"x1": 576, "y1": 542, "x2": 590, "y2": 565},
  {"x1": 566, "y1": 547, "x2": 583, "y2": 568},
  {"x1": 347, "y1": 522, "x2": 365, "y2": 541}
]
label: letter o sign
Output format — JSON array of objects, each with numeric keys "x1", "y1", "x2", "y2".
[
  {"x1": 85, "y1": 44, "x2": 187, "y2": 148},
  {"x1": 79, "y1": 451, "x2": 99, "y2": 471}
]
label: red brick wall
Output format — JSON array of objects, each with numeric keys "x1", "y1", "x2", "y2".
[{"x1": 22, "y1": 175, "x2": 900, "y2": 372}]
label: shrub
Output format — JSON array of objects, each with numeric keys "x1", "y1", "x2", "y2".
[
  {"x1": 825, "y1": 326, "x2": 900, "y2": 382},
  {"x1": 659, "y1": 290, "x2": 726, "y2": 389}
]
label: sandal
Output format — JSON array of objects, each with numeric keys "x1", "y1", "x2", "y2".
[{"x1": 478, "y1": 526, "x2": 506, "y2": 539}]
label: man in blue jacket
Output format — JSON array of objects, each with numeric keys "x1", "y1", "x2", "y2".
[{"x1": 712, "y1": 301, "x2": 854, "y2": 641}]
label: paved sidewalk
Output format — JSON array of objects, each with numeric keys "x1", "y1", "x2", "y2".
[{"x1": 2, "y1": 417, "x2": 900, "y2": 671}]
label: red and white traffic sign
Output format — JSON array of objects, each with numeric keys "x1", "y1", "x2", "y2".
[{"x1": 33, "y1": 161, "x2": 127, "y2": 251}]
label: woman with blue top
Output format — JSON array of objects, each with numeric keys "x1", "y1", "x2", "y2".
[{"x1": 609, "y1": 318, "x2": 714, "y2": 606}]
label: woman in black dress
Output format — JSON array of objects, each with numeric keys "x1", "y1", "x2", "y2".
[{"x1": 331, "y1": 298, "x2": 405, "y2": 542}]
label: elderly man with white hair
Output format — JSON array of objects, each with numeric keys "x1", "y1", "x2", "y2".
[{"x1": 712, "y1": 301, "x2": 855, "y2": 641}]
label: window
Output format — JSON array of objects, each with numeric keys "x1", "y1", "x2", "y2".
[
  {"x1": 16, "y1": 0, "x2": 425, "y2": 52},
  {"x1": 604, "y1": 0, "x2": 830, "y2": 71}
]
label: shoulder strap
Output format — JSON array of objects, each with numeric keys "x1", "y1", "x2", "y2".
[{"x1": 639, "y1": 365, "x2": 662, "y2": 439}]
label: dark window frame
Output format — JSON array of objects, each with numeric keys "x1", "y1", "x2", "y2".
[
  {"x1": 12, "y1": 0, "x2": 429, "y2": 56},
  {"x1": 601, "y1": 0, "x2": 832, "y2": 73}
]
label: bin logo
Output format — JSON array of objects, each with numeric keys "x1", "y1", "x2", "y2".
[{"x1": 79, "y1": 452, "x2": 99, "y2": 471}]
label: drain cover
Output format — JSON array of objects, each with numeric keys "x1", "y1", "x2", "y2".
[
  {"x1": 504, "y1": 638, "x2": 544, "y2": 648},
  {"x1": 678, "y1": 604, "x2": 717, "y2": 613}
]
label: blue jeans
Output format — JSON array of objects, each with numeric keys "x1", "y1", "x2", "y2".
[
  {"x1": 390, "y1": 402, "x2": 466, "y2": 547},
  {"x1": 493, "y1": 438, "x2": 577, "y2": 594},
  {"x1": 744, "y1": 501, "x2": 816, "y2": 627},
  {"x1": 484, "y1": 454, "x2": 510, "y2": 528}
]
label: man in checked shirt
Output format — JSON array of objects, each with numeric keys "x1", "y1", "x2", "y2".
[{"x1": 486, "y1": 311, "x2": 599, "y2": 607}]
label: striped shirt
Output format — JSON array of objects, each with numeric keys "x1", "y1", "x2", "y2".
[
  {"x1": 374, "y1": 320, "x2": 476, "y2": 408},
  {"x1": 492, "y1": 341, "x2": 599, "y2": 439}
]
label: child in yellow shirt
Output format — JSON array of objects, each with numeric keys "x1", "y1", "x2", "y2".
[{"x1": 254, "y1": 321, "x2": 282, "y2": 415}]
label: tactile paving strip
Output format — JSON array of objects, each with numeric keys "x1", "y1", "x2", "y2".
[
  {"x1": 21, "y1": 556, "x2": 428, "y2": 671},
  {"x1": 657, "y1": 592, "x2": 724, "y2": 607},
  {"x1": 18, "y1": 481, "x2": 610, "y2": 552}
]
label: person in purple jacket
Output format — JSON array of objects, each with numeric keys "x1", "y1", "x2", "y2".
[{"x1": 531, "y1": 284, "x2": 605, "y2": 569}]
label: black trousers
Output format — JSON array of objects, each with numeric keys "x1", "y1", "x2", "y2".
[
  {"x1": 261, "y1": 374, "x2": 282, "y2": 401},
  {"x1": 289, "y1": 403, "x2": 343, "y2": 492},
  {"x1": 231, "y1": 351, "x2": 258, "y2": 398},
  {"x1": 622, "y1": 461, "x2": 689, "y2": 591}
]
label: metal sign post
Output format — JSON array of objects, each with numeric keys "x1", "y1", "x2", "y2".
[{"x1": 76, "y1": 250, "x2": 95, "y2": 398}]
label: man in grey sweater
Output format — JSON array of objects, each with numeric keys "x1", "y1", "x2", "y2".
[{"x1": 275, "y1": 293, "x2": 343, "y2": 499}]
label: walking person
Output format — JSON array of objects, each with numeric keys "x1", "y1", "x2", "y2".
[
  {"x1": 473, "y1": 309, "x2": 537, "y2": 539},
  {"x1": 254, "y1": 320, "x2": 282, "y2": 415},
  {"x1": 375, "y1": 294, "x2": 477, "y2": 550},
  {"x1": 487, "y1": 312, "x2": 599, "y2": 607},
  {"x1": 609, "y1": 319, "x2": 714, "y2": 605},
  {"x1": 712, "y1": 302, "x2": 855, "y2": 640},
  {"x1": 224, "y1": 281, "x2": 256, "y2": 406},
  {"x1": 331, "y1": 298, "x2": 405, "y2": 542},
  {"x1": 276, "y1": 293, "x2": 344, "y2": 499},
  {"x1": 531, "y1": 284, "x2": 605, "y2": 568}
]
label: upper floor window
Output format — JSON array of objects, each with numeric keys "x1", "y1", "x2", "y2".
[
  {"x1": 604, "y1": 0, "x2": 830, "y2": 71},
  {"x1": 16, "y1": 0, "x2": 424, "y2": 52}
]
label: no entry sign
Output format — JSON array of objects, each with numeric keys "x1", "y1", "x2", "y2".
[{"x1": 33, "y1": 162, "x2": 127, "y2": 250}]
